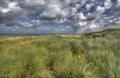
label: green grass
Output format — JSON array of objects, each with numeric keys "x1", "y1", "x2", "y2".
[{"x1": 0, "y1": 29, "x2": 120, "y2": 78}]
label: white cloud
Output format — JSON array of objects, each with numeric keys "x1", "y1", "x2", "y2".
[
  {"x1": 0, "y1": 8, "x2": 10, "y2": 13},
  {"x1": 117, "y1": 0, "x2": 120, "y2": 7},
  {"x1": 0, "y1": 1, "x2": 21, "y2": 13},
  {"x1": 95, "y1": 6, "x2": 105, "y2": 17},
  {"x1": 86, "y1": 3, "x2": 93, "y2": 10},
  {"x1": 104, "y1": 0, "x2": 112, "y2": 9}
]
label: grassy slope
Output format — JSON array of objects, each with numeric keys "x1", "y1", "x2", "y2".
[{"x1": 0, "y1": 29, "x2": 120, "y2": 78}]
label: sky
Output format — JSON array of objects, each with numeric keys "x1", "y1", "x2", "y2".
[{"x1": 0, "y1": 0, "x2": 120, "y2": 34}]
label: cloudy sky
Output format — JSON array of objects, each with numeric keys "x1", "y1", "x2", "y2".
[{"x1": 0, "y1": 0, "x2": 120, "y2": 34}]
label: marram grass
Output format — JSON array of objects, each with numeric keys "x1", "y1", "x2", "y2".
[{"x1": 0, "y1": 29, "x2": 120, "y2": 78}]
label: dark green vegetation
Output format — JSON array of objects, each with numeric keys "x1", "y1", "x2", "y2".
[{"x1": 0, "y1": 29, "x2": 120, "y2": 78}]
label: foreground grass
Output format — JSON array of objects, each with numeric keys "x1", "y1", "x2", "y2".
[{"x1": 0, "y1": 29, "x2": 120, "y2": 78}]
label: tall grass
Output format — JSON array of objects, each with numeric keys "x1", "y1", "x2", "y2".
[{"x1": 0, "y1": 29, "x2": 120, "y2": 78}]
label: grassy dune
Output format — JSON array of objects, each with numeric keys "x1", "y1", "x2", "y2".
[{"x1": 0, "y1": 29, "x2": 120, "y2": 78}]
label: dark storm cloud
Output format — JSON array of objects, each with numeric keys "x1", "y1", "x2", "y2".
[
  {"x1": 0, "y1": 0, "x2": 23, "y2": 24},
  {"x1": 0, "y1": 0, "x2": 8, "y2": 8}
]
